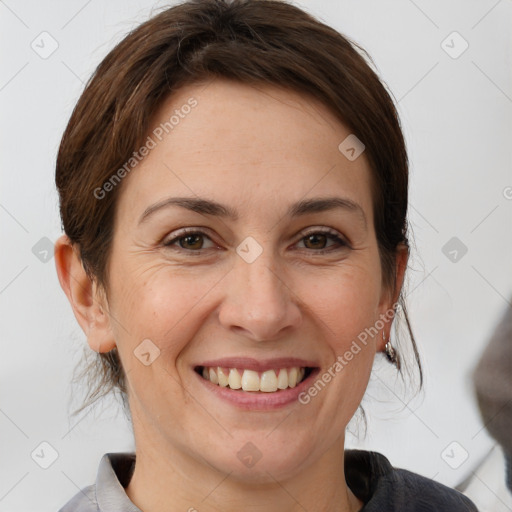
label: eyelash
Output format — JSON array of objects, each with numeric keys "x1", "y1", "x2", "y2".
[{"x1": 162, "y1": 227, "x2": 350, "y2": 255}]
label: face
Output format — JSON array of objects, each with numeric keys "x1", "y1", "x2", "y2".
[{"x1": 94, "y1": 79, "x2": 400, "y2": 482}]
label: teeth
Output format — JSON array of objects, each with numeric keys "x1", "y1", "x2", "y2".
[
  {"x1": 201, "y1": 366, "x2": 308, "y2": 392},
  {"x1": 241, "y1": 370, "x2": 260, "y2": 391},
  {"x1": 209, "y1": 367, "x2": 219, "y2": 385},
  {"x1": 260, "y1": 370, "x2": 278, "y2": 392},
  {"x1": 277, "y1": 369, "x2": 288, "y2": 389},
  {"x1": 228, "y1": 368, "x2": 242, "y2": 389},
  {"x1": 288, "y1": 367, "x2": 298, "y2": 388},
  {"x1": 217, "y1": 367, "x2": 229, "y2": 387}
]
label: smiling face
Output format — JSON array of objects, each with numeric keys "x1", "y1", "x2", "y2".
[{"x1": 89, "y1": 78, "x2": 402, "y2": 484}]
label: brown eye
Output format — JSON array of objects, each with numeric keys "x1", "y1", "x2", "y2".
[
  {"x1": 296, "y1": 229, "x2": 348, "y2": 254},
  {"x1": 303, "y1": 233, "x2": 329, "y2": 250},
  {"x1": 163, "y1": 229, "x2": 216, "y2": 252},
  {"x1": 179, "y1": 233, "x2": 204, "y2": 250}
]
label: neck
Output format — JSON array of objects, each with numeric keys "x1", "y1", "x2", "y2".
[{"x1": 124, "y1": 427, "x2": 363, "y2": 512}]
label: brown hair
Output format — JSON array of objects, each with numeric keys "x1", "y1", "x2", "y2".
[{"x1": 56, "y1": 0, "x2": 423, "y2": 417}]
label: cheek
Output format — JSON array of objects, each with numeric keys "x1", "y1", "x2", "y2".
[
  {"x1": 109, "y1": 260, "x2": 224, "y2": 365},
  {"x1": 302, "y1": 262, "x2": 382, "y2": 345},
  {"x1": 296, "y1": 264, "x2": 381, "y2": 407},
  {"x1": 107, "y1": 262, "x2": 226, "y2": 421}
]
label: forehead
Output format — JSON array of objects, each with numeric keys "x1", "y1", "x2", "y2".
[{"x1": 115, "y1": 79, "x2": 374, "y2": 225}]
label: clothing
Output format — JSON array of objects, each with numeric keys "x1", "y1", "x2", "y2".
[
  {"x1": 344, "y1": 450, "x2": 478, "y2": 511},
  {"x1": 58, "y1": 449, "x2": 478, "y2": 511}
]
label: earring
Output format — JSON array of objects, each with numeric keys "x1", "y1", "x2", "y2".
[{"x1": 383, "y1": 332, "x2": 400, "y2": 370}]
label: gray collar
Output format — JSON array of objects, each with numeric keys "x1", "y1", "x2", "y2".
[{"x1": 95, "y1": 452, "x2": 140, "y2": 512}]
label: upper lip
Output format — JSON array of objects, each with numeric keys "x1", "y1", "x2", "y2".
[{"x1": 195, "y1": 357, "x2": 319, "y2": 372}]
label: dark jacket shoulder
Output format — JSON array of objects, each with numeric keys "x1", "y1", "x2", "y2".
[{"x1": 345, "y1": 449, "x2": 479, "y2": 511}]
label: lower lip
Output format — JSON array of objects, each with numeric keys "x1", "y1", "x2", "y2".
[{"x1": 194, "y1": 368, "x2": 320, "y2": 410}]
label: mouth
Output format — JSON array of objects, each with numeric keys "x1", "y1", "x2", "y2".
[
  {"x1": 194, "y1": 359, "x2": 317, "y2": 393},
  {"x1": 193, "y1": 358, "x2": 321, "y2": 410}
]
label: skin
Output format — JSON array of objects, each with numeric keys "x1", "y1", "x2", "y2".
[{"x1": 55, "y1": 78, "x2": 408, "y2": 512}]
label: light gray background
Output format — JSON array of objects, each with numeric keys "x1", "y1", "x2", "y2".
[{"x1": 1, "y1": 1, "x2": 511, "y2": 511}]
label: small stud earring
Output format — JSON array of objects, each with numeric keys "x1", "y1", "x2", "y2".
[{"x1": 383, "y1": 331, "x2": 400, "y2": 370}]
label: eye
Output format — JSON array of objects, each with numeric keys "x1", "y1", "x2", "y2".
[
  {"x1": 162, "y1": 227, "x2": 349, "y2": 255},
  {"x1": 162, "y1": 228, "x2": 217, "y2": 251},
  {"x1": 295, "y1": 229, "x2": 349, "y2": 254}
]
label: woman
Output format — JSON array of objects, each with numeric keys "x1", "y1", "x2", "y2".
[{"x1": 54, "y1": 0, "x2": 478, "y2": 510}]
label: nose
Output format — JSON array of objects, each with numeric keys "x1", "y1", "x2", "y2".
[{"x1": 217, "y1": 247, "x2": 303, "y2": 342}]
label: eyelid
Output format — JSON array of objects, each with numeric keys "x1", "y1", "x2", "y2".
[{"x1": 299, "y1": 226, "x2": 343, "y2": 238}]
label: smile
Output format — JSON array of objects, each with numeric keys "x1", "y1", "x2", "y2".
[{"x1": 196, "y1": 366, "x2": 313, "y2": 392}]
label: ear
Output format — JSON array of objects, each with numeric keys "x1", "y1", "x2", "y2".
[
  {"x1": 376, "y1": 243, "x2": 409, "y2": 352},
  {"x1": 54, "y1": 234, "x2": 116, "y2": 353}
]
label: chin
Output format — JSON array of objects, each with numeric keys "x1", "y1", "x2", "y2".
[{"x1": 204, "y1": 434, "x2": 316, "y2": 484}]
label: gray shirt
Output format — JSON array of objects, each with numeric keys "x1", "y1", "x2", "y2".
[
  {"x1": 58, "y1": 450, "x2": 478, "y2": 511},
  {"x1": 59, "y1": 453, "x2": 139, "y2": 512}
]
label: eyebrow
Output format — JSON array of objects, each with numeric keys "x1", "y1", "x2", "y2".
[{"x1": 138, "y1": 196, "x2": 367, "y2": 230}]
